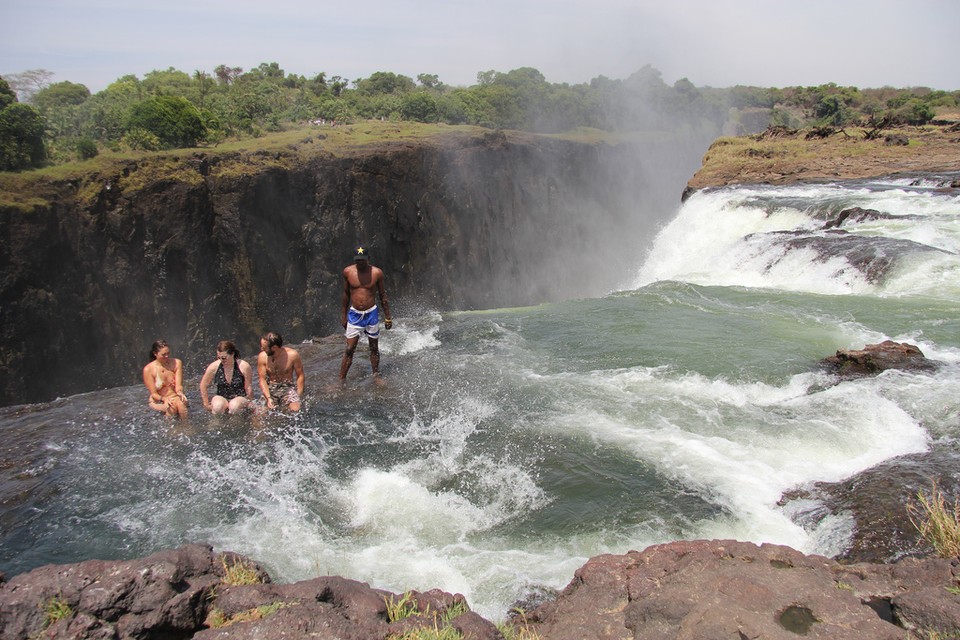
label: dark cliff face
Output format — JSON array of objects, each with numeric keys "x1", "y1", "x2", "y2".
[{"x1": 0, "y1": 129, "x2": 707, "y2": 405}]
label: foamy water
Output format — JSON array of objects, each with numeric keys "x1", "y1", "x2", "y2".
[{"x1": 1, "y1": 178, "x2": 958, "y2": 619}]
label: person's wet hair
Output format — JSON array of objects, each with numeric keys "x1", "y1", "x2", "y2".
[
  {"x1": 217, "y1": 340, "x2": 240, "y2": 359},
  {"x1": 149, "y1": 339, "x2": 169, "y2": 361},
  {"x1": 262, "y1": 332, "x2": 283, "y2": 349}
]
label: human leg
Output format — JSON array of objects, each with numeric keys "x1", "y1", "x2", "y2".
[
  {"x1": 368, "y1": 337, "x2": 380, "y2": 376},
  {"x1": 340, "y1": 336, "x2": 360, "y2": 380},
  {"x1": 166, "y1": 395, "x2": 188, "y2": 419},
  {"x1": 227, "y1": 396, "x2": 251, "y2": 414},
  {"x1": 210, "y1": 395, "x2": 229, "y2": 414}
]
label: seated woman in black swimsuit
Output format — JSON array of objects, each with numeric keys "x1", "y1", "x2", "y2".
[{"x1": 199, "y1": 340, "x2": 254, "y2": 414}]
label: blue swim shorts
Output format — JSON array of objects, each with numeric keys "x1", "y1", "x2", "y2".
[{"x1": 345, "y1": 306, "x2": 381, "y2": 339}]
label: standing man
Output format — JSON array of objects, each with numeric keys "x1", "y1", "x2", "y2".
[
  {"x1": 340, "y1": 246, "x2": 393, "y2": 382},
  {"x1": 257, "y1": 331, "x2": 305, "y2": 412}
]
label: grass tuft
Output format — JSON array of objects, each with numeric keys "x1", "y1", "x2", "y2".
[
  {"x1": 383, "y1": 592, "x2": 475, "y2": 639},
  {"x1": 41, "y1": 594, "x2": 74, "y2": 628},
  {"x1": 385, "y1": 591, "x2": 422, "y2": 623},
  {"x1": 388, "y1": 623, "x2": 464, "y2": 640},
  {"x1": 498, "y1": 608, "x2": 542, "y2": 640},
  {"x1": 908, "y1": 480, "x2": 960, "y2": 558},
  {"x1": 204, "y1": 602, "x2": 292, "y2": 629},
  {"x1": 220, "y1": 556, "x2": 263, "y2": 586}
]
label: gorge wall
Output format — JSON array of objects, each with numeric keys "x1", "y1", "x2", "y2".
[{"x1": 0, "y1": 125, "x2": 711, "y2": 406}]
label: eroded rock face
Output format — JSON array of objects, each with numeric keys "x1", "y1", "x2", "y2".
[
  {"x1": 0, "y1": 131, "x2": 704, "y2": 406},
  {"x1": 820, "y1": 340, "x2": 939, "y2": 378}
]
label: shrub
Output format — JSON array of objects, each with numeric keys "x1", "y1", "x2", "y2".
[
  {"x1": 76, "y1": 138, "x2": 98, "y2": 159},
  {"x1": 121, "y1": 127, "x2": 161, "y2": 151},
  {"x1": 0, "y1": 102, "x2": 47, "y2": 170},
  {"x1": 125, "y1": 95, "x2": 205, "y2": 148}
]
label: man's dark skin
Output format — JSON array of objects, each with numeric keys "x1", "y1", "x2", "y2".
[{"x1": 339, "y1": 251, "x2": 393, "y2": 381}]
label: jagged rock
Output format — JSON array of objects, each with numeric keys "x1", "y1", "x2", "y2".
[
  {"x1": 5, "y1": 540, "x2": 960, "y2": 639},
  {"x1": 781, "y1": 446, "x2": 960, "y2": 564},
  {"x1": 820, "y1": 206, "x2": 907, "y2": 229},
  {"x1": 754, "y1": 229, "x2": 952, "y2": 283},
  {"x1": 0, "y1": 544, "x2": 490, "y2": 640},
  {"x1": 524, "y1": 539, "x2": 959, "y2": 640},
  {"x1": 820, "y1": 340, "x2": 938, "y2": 377}
]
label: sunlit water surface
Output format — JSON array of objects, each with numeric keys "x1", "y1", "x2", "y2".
[{"x1": 2, "y1": 177, "x2": 958, "y2": 619}]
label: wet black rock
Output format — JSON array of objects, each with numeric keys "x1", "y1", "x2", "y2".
[{"x1": 820, "y1": 340, "x2": 939, "y2": 378}]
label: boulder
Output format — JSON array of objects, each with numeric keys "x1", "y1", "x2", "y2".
[
  {"x1": 820, "y1": 340, "x2": 939, "y2": 377},
  {"x1": 0, "y1": 545, "x2": 486, "y2": 640},
  {"x1": 820, "y1": 206, "x2": 908, "y2": 230},
  {"x1": 524, "y1": 539, "x2": 960, "y2": 640},
  {"x1": 5, "y1": 540, "x2": 960, "y2": 639}
]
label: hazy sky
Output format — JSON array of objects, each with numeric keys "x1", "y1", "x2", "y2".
[{"x1": 2, "y1": 0, "x2": 958, "y2": 93}]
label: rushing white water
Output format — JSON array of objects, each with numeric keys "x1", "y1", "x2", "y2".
[
  {"x1": 1, "y1": 177, "x2": 958, "y2": 620},
  {"x1": 635, "y1": 179, "x2": 960, "y2": 298}
]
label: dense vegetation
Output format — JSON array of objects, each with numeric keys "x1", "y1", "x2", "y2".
[{"x1": 1, "y1": 62, "x2": 957, "y2": 171}]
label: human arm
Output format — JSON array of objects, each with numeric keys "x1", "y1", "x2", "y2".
[
  {"x1": 240, "y1": 360, "x2": 254, "y2": 400},
  {"x1": 257, "y1": 352, "x2": 275, "y2": 409},
  {"x1": 143, "y1": 363, "x2": 162, "y2": 403},
  {"x1": 377, "y1": 270, "x2": 392, "y2": 329},
  {"x1": 341, "y1": 270, "x2": 351, "y2": 328},
  {"x1": 293, "y1": 352, "x2": 305, "y2": 397},
  {"x1": 173, "y1": 359, "x2": 188, "y2": 404},
  {"x1": 199, "y1": 361, "x2": 217, "y2": 410}
]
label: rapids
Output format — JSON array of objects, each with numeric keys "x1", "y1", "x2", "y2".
[{"x1": 1, "y1": 176, "x2": 958, "y2": 619}]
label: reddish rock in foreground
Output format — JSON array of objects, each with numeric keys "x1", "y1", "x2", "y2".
[
  {"x1": 523, "y1": 539, "x2": 960, "y2": 640},
  {"x1": 0, "y1": 544, "x2": 497, "y2": 640},
  {"x1": 4, "y1": 540, "x2": 960, "y2": 639}
]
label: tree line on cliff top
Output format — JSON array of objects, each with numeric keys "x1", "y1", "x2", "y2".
[{"x1": 1, "y1": 62, "x2": 957, "y2": 171}]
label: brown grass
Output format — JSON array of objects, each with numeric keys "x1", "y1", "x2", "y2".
[{"x1": 908, "y1": 480, "x2": 960, "y2": 558}]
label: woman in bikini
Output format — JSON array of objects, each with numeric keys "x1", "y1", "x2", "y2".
[
  {"x1": 143, "y1": 339, "x2": 189, "y2": 419},
  {"x1": 199, "y1": 340, "x2": 253, "y2": 414}
]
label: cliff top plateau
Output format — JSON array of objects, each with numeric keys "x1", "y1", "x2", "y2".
[{"x1": 687, "y1": 114, "x2": 960, "y2": 191}]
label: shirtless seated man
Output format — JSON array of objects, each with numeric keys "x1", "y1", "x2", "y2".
[
  {"x1": 257, "y1": 331, "x2": 305, "y2": 412},
  {"x1": 340, "y1": 246, "x2": 393, "y2": 382}
]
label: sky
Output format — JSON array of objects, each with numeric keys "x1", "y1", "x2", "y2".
[{"x1": 1, "y1": 0, "x2": 958, "y2": 94}]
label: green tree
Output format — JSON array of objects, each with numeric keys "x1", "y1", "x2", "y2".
[
  {"x1": 329, "y1": 76, "x2": 349, "y2": 97},
  {"x1": 354, "y1": 71, "x2": 416, "y2": 96},
  {"x1": 142, "y1": 67, "x2": 193, "y2": 96},
  {"x1": 193, "y1": 70, "x2": 215, "y2": 110},
  {"x1": 125, "y1": 95, "x2": 205, "y2": 148},
  {"x1": 400, "y1": 92, "x2": 439, "y2": 122},
  {"x1": 0, "y1": 102, "x2": 47, "y2": 170},
  {"x1": 32, "y1": 81, "x2": 91, "y2": 112},
  {"x1": 214, "y1": 64, "x2": 244, "y2": 86},
  {"x1": 80, "y1": 75, "x2": 143, "y2": 142},
  {"x1": 122, "y1": 127, "x2": 161, "y2": 151},
  {"x1": 889, "y1": 98, "x2": 935, "y2": 125},
  {"x1": 814, "y1": 94, "x2": 854, "y2": 125},
  {"x1": 0, "y1": 77, "x2": 16, "y2": 109},
  {"x1": 417, "y1": 73, "x2": 443, "y2": 90},
  {"x1": 247, "y1": 62, "x2": 285, "y2": 82}
]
